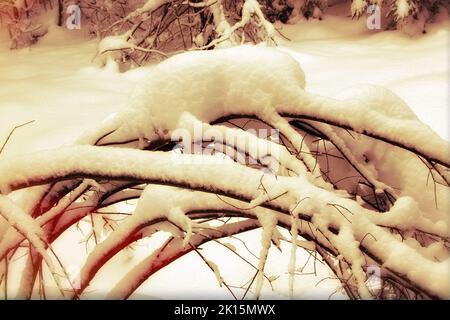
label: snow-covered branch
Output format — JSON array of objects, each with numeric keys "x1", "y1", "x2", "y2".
[{"x1": 0, "y1": 45, "x2": 448, "y2": 300}]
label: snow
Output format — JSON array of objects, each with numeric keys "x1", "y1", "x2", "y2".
[
  {"x1": 0, "y1": 32, "x2": 144, "y2": 157},
  {"x1": 74, "y1": 44, "x2": 449, "y2": 171},
  {"x1": 0, "y1": 11, "x2": 449, "y2": 300},
  {"x1": 205, "y1": 259, "x2": 224, "y2": 287},
  {"x1": 125, "y1": 0, "x2": 167, "y2": 20},
  {"x1": 0, "y1": 195, "x2": 46, "y2": 254},
  {"x1": 2, "y1": 141, "x2": 441, "y2": 298},
  {"x1": 0, "y1": 181, "x2": 90, "y2": 263},
  {"x1": 352, "y1": 212, "x2": 450, "y2": 298},
  {"x1": 87, "y1": 45, "x2": 306, "y2": 146},
  {"x1": 395, "y1": 0, "x2": 412, "y2": 19},
  {"x1": 333, "y1": 223, "x2": 370, "y2": 298},
  {"x1": 288, "y1": 210, "x2": 299, "y2": 297},
  {"x1": 173, "y1": 112, "x2": 303, "y2": 175},
  {"x1": 0, "y1": 194, "x2": 72, "y2": 297},
  {"x1": 351, "y1": 0, "x2": 367, "y2": 17},
  {"x1": 222, "y1": 242, "x2": 237, "y2": 253},
  {"x1": 254, "y1": 210, "x2": 278, "y2": 299}
]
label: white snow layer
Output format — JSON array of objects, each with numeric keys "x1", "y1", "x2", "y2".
[
  {"x1": 79, "y1": 45, "x2": 448, "y2": 170},
  {"x1": 0, "y1": 14, "x2": 449, "y2": 299}
]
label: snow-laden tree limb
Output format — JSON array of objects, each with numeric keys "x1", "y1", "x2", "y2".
[
  {"x1": 106, "y1": 219, "x2": 261, "y2": 299},
  {"x1": 0, "y1": 45, "x2": 448, "y2": 300},
  {"x1": 86, "y1": 46, "x2": 449, "y2": 167},
  {"x1": 1, "y1": 144, "x2": 448, "y2": 298}
]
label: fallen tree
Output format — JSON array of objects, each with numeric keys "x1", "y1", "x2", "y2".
[{"x1": 0, "y1": 45, "x2": 448, "y2": 299}]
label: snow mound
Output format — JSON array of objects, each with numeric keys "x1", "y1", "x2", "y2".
[
  {"x1": 80, "y1": 45, "x2": 306, "y2": 145},
  {"x1": 78, "y1": 44, "x2": 448, "y2": 170}
]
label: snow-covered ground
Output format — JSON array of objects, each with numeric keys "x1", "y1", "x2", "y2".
[{"x1": 0, "y1": 13, "x2": 448, "y2": 299}]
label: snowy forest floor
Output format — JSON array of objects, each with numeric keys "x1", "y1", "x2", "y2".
[{"x1": 0, "y1": 14, "x2": 448, "y2": 299}]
